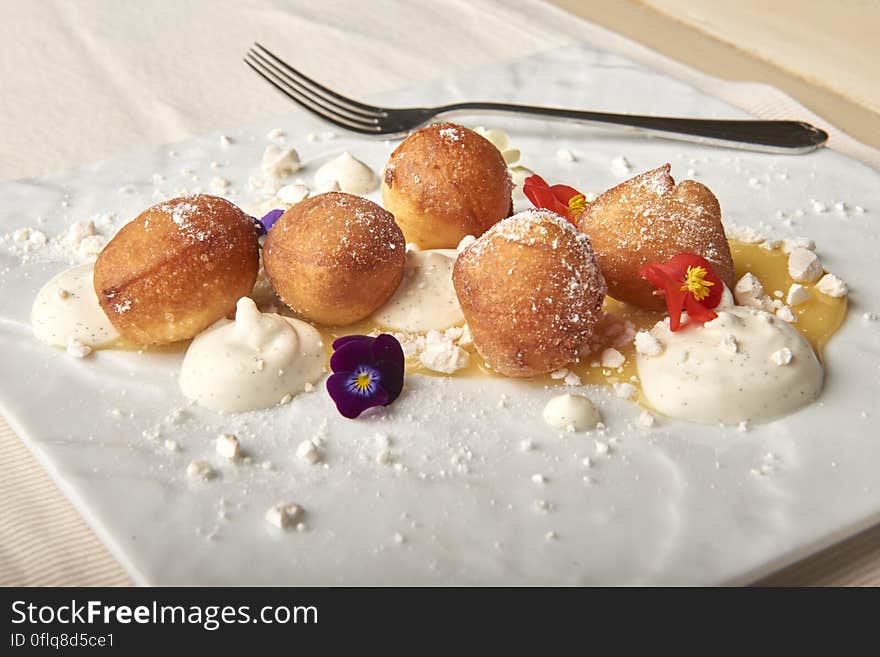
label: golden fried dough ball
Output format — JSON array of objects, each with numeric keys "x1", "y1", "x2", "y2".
[
  {"x1": 93, "y1": 195, "x2": 260, "y2": 345},
  {"x1": 453, "y1": 210, "x2": 607, "y2": 377},
  {"x1": 264, "y1": 192, "x2": 405, "y2": 325},
  {"x1": 381, "y1": 123, "x2": 513, "y2": 249},
  {"x1": 576, "y1": 164, "x2": 734, "y2": 309}
]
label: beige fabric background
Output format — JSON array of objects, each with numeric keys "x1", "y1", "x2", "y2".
[{"x1": 2, "y1": 0, "x2": 878, "y2": 586}]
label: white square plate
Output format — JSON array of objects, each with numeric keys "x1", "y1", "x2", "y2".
[{"x1": 2, "y1": 44, "x2": 879, "y2": 585}]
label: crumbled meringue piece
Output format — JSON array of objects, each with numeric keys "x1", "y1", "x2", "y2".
[
  {"x1": 734, "y1": 273, "x2": 773, "y2": 311},
  {"x1": 265, "y1": 503, "x2": 303, "y2": 529},
  {"x1": 786, "y1": 284, "x2": 810, "y2": 307},
  {"x1": 261, "y1": 144, "x2": 301, "y2": 178},
  {"x1": 815, "y1": 273, "x2": 847, "y2": 298},
  {"x1": 634, "y1": 330, "x2": 663, "y2": 357},
  {"x1": 787, "y1": 248, "x2": 823, "y2": 283}
]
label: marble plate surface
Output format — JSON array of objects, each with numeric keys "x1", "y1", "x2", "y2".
[{"x1": 1, "y1": 44, "x2": 879, "y2": 585}]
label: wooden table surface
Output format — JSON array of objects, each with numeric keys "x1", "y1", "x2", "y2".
[{"x1": 558, "y1": 0, "x2": 880, "y2": 151}]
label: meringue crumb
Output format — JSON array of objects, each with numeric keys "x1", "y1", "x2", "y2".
[
  {"x1": 66, "y1": 337, "x2": 92, "y2": 358},
  {"x1": 296, "y1": 439, "x2": 320, "y2": 464},
  {"x1": 215, "y1": 433, "x2": 240, "y2": 461},
  {"x1": 786, "y1": 283, "x2": 810, "y2": 306},
  {"x1": 611, "y1": 155, "x2": 632, "y2": 176},
  {"x1": 376, "y1": 448, "x2": 393, "y2": 465},
  {"x1": 265, "y1": 503, "x2": 303, "y2": 530},
  {"x1": 770, "y1": 348, "x2": 793, "y2": 366},
  {"x1": 734, "y1": 272, "x2": 772, "y2": 311},
  {"x1": 634, "y1": 330, "x2": 663, "y2": 357},
  {"x1": 815, "y1": 273, "x2": 847, "y2": 298},
  {"x1": 787, "y1": 248, "x2": 823, "y2": 283},
  {"x1": 638, "y1": 410, "x2": 655, "y2": 427},
  {"x1": 600, "y1": 348, "x2": 625, "y2": 369},
  {"x1": 776, "y1": 305, "x2": 797, "y2": 323},
  {"x1": 210, "y1": 176, "x2": 230, "y2": 193},
  {"x1": 613, "y1": 383, "x2": 636, "y2": 400},
  {"x1": 186, "y1": 460, "x2": 214, "y2": 481},
  {"x1": 276, "y1": 183, "x2": 309, "y2": 206},
  {"x1": 550, "y1": 367, "x2": 569, "y2": 380},
  {"x1": 719, "y1": 335, "x2": 739, "y2": 354}
]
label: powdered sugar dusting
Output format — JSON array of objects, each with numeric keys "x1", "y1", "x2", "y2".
[{"x1": 457, "y1": 209, "x2": 607, "y2": 373}]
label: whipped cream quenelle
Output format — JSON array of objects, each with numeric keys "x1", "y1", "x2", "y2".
[
  {"x1": 371, "y1": 248, "x2": 464, "y2": 332},
  {"x1": 314, "y1": 152, "x2": 378, "y2": 195},
  {"x1": 180, "y1": 297, "x2": 325, "y2": 412},
  {"x1": 31, "y1": 263, "x2": 119, "y2": 349},
  {"x1": 636, "y1": 290, "x2": 822, "y2": 424}
]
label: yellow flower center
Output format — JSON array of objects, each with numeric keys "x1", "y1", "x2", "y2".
[
  {"x1": 354, "y1": 371, "x2": 374, "y2": 392},
  {"x1": 680, "y1": 265, "x2": 715, "y2": 301},
  {"x1": 567, "y1": 194, "x2": 587, "y2": 216}
]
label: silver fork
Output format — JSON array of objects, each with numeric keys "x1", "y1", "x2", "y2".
[{"x1": 244, "y1": 43, "x2": 828, "y2": 154}]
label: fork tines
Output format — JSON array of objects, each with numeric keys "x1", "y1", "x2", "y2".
[{"x1": 244, "y1": 44, "x2": 386, "y2": 134}]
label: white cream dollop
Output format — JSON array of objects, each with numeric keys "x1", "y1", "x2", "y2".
[
  {"x1": 542, "y1": 393, "x2": 601, "y2": 431},
  {"x1": 636, "y1": 295, "x2": 822, "y2": 425},
  {"x1": 31, "y1": 263, "x2": 119, "y2": 348},
  {"x1": 180, "y1": 297, "x2": 325, "y2": 412},
  {"x1": 371, "y1": 249, "x2": 463, "y2": 332},
  {"x1": 314, "y1": 152, "x2": 378, "y2": 195}
]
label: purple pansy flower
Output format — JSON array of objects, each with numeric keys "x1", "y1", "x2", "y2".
[
  {"x1": 252, "y1": 208, "x2": 285, "y2": 236},
  {"x1": 326, "y1": 334, "x2": 405, "y2": 419}
]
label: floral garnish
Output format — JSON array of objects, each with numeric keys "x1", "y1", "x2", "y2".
[
  {"x1": 473, "y1": 126, "x2": 520, "y2": 165},
  {"x1": 639, "y1": 253, "x2": 723, "y2": 331},
  {"x1": 523, "y1": 174, "x2": 587, "y2": 224},
  {"x1": 326, "y1": 334, "x2": 405, "y2": 419},
  {"x1": 253, "y1": 208, "x2": 285, "y2": 236}
]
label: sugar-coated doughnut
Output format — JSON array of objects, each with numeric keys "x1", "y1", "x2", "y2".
[
  {"x1": 576, "y1": 164, "x2": 734, "y2": 309},
  {"x1": 382, "y1": 123, "x2": 512, "y2": 249},
  {"x1": 93, "y1": 195, "x2": 260, "y2": 345},
  {"x1": 453, "y1": 210, "x2": 607, "y2": 377},
  {"x1": 263, "y1": 192, "x2": 405, "y2": 325}
]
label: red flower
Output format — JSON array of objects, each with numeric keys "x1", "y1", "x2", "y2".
[
  {"x1": 639, "y1": 254, "x2": 723, "y2": 331},
  {"x1": 523, "y1": 174, "x2": 586, "y2": 224}
]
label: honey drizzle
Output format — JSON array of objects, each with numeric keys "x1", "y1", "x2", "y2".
[
  {"x1": 319, "y1": 240, "x2": 848, "y2": 397},
  {"x1": 98, "y1": 241, "x2": 847, "y2": 402}
]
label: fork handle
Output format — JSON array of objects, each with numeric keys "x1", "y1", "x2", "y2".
[{"x1": 435, "y1": 102, "x2": 828, "y2": 154}]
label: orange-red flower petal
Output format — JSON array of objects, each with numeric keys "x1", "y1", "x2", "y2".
[
  {"x1": 523, "y1": 174, "x2": 585, "y2": 224},
  {"x1": 639, "y1": 253, "x2": 723, "y2": 331}
]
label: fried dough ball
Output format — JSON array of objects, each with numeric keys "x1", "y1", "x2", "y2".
[
  {"x1": 453, "y1": 210, "x2": 607, "y2": 377},
  {"x1": 93, "y1": 195, "x2": 260, "y2": 345},
  {"x1": 264, "y1": 192, "x2": 405, "y2": 325},
  {"x1": 381, "y1": 123, "x2": 513, "y2": 249},
  {"x1": 576, "y1": 164, "x2": 734, "y2": 309}
]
